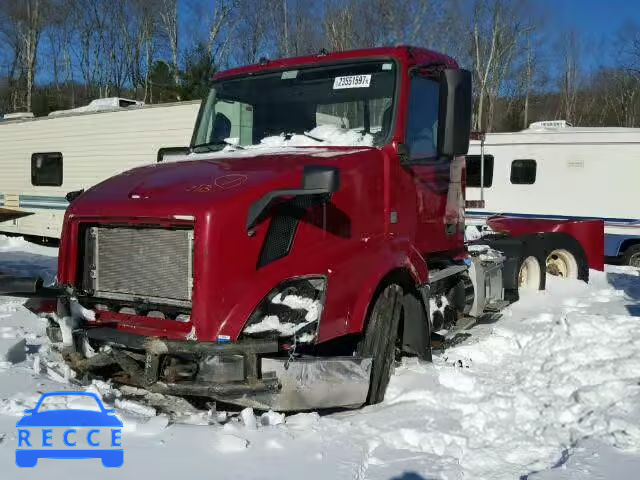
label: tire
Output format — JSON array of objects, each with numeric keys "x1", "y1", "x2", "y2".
[
  {"x1": 357, "y1": 284, "x2": 403, "y2": 405},
  {"x1": 486, "y1": 237, "x2": 546, "y2": 301},
  {"x1": 622, "y1": 244, "x2": 640, "y2": 268},
  {"x1": 542, "y1": 234, "x2": 589, "y2": 282}
]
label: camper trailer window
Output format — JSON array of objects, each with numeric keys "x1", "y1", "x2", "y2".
[
  {"x1": 31, "y1": 152, "x2": 63, "y2": 186},
  {"x1": 510, "y1": 159, "x2": 537, "y2": 184},
  {"x1": 465, "y1": 155, "x2": 494, "y2": 187},
  {"x1": 511, "y1": 160, "x2": 536, "y2": 185}
]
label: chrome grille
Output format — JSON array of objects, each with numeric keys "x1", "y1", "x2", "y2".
[{"x1": 84, "y1": 226, "x2": 193, "y2": 307}]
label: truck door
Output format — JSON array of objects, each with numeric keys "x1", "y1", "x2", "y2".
[{"x1": 401, "y1": 74, "x2": 464, "y2": 255}]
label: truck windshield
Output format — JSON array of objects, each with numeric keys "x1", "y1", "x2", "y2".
[{"x1": 192, "y1": 61, "x2": 396, "y2": 152}]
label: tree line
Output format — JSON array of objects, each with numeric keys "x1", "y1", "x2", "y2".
[{"x1": 1, "y1": 0, "x2": 639, "y2": 131}]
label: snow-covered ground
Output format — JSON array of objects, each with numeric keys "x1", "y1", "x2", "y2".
[{"x1": 1, "y1": 234, "x2": 640, "y2": 479}]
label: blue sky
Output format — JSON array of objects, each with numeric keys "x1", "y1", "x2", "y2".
[
  {"x1": 539, "y1": 0, "x2": 640, "y2": 67},
  {"x1": 544, "y1": 0, "x2": 639, "y2": 36}
]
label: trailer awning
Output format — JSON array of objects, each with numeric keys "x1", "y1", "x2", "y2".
[{"x1": 0, "y1": 208, "x2": 34, "y2": 224}]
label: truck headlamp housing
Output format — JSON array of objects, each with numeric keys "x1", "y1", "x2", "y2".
[{"x1": 241, "y1": 276, "x2": 327, "y2": 343}]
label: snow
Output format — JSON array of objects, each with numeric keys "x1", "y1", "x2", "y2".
[
  {"x1": 1, "y1": 236, "x2": 640, "y2": 478},
  {"x1": 429, "y1": 295, "x2": 449, "y2": 318},
  {"x1": 168, "y1": 124, "x2": 374, "y2": 163},
  {"x1": 48, "y1": 97, "x2": 143, "y2": 117},
  {"x1": 0, "y1": 337, "x2": 26, "y2": 364},
  {"x1": 271, "y1": 293, "x2": 321, "y2": 322},
  {"x1": 258, "y1": 124, "x2": 374, "y2": 148},
  {"x1": 242, "y1": 293, "x2": 322, "y2": 339}
]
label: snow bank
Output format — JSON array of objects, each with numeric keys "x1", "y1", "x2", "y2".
[{"x1": 0, "y1": 235, "x2": 58, "y2": 285}]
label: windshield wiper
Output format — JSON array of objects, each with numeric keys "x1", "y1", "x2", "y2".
[
  {"x1": 283, "y1": 131, "x2": 325, "y2": 142},
  {"x1": 191, "y1": 140, "x2": 245, "y2": 152}
]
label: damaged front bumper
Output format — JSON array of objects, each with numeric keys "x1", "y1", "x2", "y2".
[{"x1": 53, "y1": 325, "x2": 372, "y2": 411}]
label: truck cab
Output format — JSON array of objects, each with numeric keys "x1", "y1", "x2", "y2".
[{"x1": 51, "y1": 47, "x2": 598, "y2": 411}]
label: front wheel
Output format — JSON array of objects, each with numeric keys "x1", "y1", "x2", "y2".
[{"x1": 357, "y1": 284, "x2": 403, "y2": 405}]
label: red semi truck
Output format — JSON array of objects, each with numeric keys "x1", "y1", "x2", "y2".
[{"x1": 26, "y1": 46, "x2": 602, "y2": 411}]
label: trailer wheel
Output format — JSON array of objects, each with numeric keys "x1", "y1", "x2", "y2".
[
  {"x1": 546, "y1": 249, "x2": 579, "y2": 278},
  {"x1": 518, "y1": 255, "x2": 543, "y2": 291},
  {"x1": 540, "y1": 233, "x2": 589, "y2": 281},
  {"x1": 622, "y1": 244, "x2": 640, "y2": 268},
  {"x1": 357, "y1": 283, "x2": 403, "y2": 405}
]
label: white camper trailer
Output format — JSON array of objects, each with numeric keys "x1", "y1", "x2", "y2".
[
  {"x1": 0, "y1": 99, "x2": 201, "y2": 240},
  {"x1": 465, "y1": 121, "x2": 640, "y2": 266}
]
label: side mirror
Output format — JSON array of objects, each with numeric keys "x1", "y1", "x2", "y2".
[
  {"x1": 437, "y1": 69, "x2": 472, "y2": 157},
  {"x1": 65, "y1": 189, "x2": 84, "y2": 203},
  {"x1": 157, "y1": 146, "x2": 191, "y2": 162}
]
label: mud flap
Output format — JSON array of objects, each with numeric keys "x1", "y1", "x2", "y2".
[{"x1": 401, "y1": 287, "x2": 432, "y2": 361}]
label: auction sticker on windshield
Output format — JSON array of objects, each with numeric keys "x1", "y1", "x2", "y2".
[{"x1": 333, "y1": 74, "x2": 371, "y2": 89}]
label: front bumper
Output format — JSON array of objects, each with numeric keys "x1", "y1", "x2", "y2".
[{"x1": 59, "y1": 326, "x2": 372, "y2": 411}]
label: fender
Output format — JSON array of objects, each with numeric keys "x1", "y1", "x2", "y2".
[
  {"x1": 345, "y1": 238, "x2": 428, "y2": 337},
  {"x1": 487, "y1": 216, "x2": 604, "y2": 271}
]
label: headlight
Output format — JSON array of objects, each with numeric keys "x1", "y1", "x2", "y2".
[{"x1": 241, "y1": 276, "x2": 326, "y2": 343}]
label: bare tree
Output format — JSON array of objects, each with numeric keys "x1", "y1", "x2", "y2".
[
  {"x1": 159, "y1": 0, "x2": 179, "y2": 88},
  {"x1": 234, "y1": 0, "x2": 271, "y2": 64},
  {"x1": 0, "y1": 0, "x2": 47, "y2": 111},
  {"x1": 602, "y1": 70, "x2": 639, "y2": 127},
  {"x1": 471, "y1": 0, "x2": 533, "y2": 131},
  {"x1": 558, "y1": 31, "x2": 581, "y2": 124},
  {"x1": 205, "y1": 0, "x2": 237, "y2": 66},
  {"x1": 324, "y1": 0, "x2": 373, "y2": 52},
  {"x1": 0, "y1": 2, "x2": 23, "y2": 111},
  {"x1": 21, "y1": 0, "x2": 43, "y2": 111}
]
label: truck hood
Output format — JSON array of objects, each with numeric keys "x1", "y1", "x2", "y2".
[{"x1": 71, "y1": 147, "x2": 373, "y2": 212}]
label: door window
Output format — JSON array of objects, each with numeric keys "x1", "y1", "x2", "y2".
[{"x1": 406, "y1": 76, "x2": 440, "y2": 161}]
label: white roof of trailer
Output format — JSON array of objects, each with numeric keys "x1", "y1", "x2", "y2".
[
  {"x1": 0, "y1": 99, "x2": 201, "y2": 125},
  {"x1": 470, "y1": 121, "x2": 640, "y2": 146}
]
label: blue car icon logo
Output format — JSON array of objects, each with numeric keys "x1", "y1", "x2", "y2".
[{"x1": 16, "y1": 391, "x2": 123, "y2": 468}]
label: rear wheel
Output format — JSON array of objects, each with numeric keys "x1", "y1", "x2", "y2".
[
  {"x1": 357, "y1": 284, "x2": 403, "y2": 405},
  {"x1": 540, "y1": 235, "x2": 589, "y2": 282},
  {"x1": 546, "y1": 249, "x2": 579, "y2": 278},
  {"x1": 622, "y1": 244, "x2": 640, "y2": 268},
  {"x1": 518, "y1": 255, "x2": 543, "y2": 291}
]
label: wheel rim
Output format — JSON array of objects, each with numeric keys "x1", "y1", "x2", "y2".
[
  {"x1": 546, "y1": 249, "x2": 579, "y2": 279},
  {"x1": 518, "y1": 256, "x2": 542, "y2": 290},
  {"x1": 629, "y1": 252, "x2": 640, "y2": 268}
]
